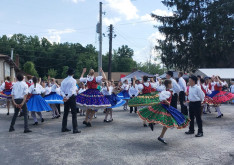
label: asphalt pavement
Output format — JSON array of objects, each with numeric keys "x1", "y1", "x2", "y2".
[{"x1": 0, "y1": 104, "x2": 234, "y2": 165}]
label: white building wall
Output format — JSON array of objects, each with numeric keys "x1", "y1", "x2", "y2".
[{"x1": 0, "y1": 59, "x2": 4, "y2": 81}]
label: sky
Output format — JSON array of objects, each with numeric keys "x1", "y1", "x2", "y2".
[{"x1": 0, "y1": 0, "x2": 173, "y2": 63}]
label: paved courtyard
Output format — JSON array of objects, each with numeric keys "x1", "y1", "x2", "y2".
[{"x1": 0, "y1": 104, "x2": 234, "y2": 165}]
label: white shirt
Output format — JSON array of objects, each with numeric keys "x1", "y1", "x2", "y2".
[
  {"x1": 51, "y1": 84, "x2": 57, "y2": 92},
  {"x1": 178, "y1": 77, "x2": 186, "y2": 92},
  {"x1": 156, "y1": 84, "x2": 166, "y2": 92},
  {"x1": 170, "y1": 78, "x2": 180, "y2": 94},
  {"x1": 56, "y1": 87, "x2": 61, "y2": 95},
  {"x1": 101, "y1": 86, "x2": 111, "y2": 96},
  {"x1": 45, "y1": 86, "x2": 51, "y2": 95},
  {"x1": 210, "y1": 82, "x2": 215, "y2": 91},
  {"x1": 28, "y1": 84, "x2": 45, "y2": 94},
  {"x1": 230, "y1": 85, "x2": 234, "y2": 93},
  {"x1": 128, "y1": 85, "x2": 139, "y2": 97},
  {"x1": 121, "y1": 84, "x2": 129, "y2": 90},
  {"x1": 11, "y1": 81, "x2": 28, "y2": 99},
  {"x1": 78, "y1": 88, "x2": 86, "y2": 94},
  {"x1": 80, "y1": 76, "x2": 103, "y2": 84},
  {"x1": 60, "y1": 76, "x2": 77, "y2": 99},
  {"x1": 188, "y1": 84, "x2": 205, "y2": 102}
]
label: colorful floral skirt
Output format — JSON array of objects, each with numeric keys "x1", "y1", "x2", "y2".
[
  {"x1": 0, "y1": 90, "x2": 12, "y2": 99},
  {"x1": 138, "y1": 103, "x2": 190, "y2": 129},
  {"x1": 44, "y1": 92, "x2": 64, "y2": 104},
  {"x1": 76, "y1": 89, "x2": 111, "y2": 110},
  {"x1": 128, "y1": 92, "x2": 160, "y2": 107},
  {"x1": 206, "y1": 91, "x2": 233, "y2": 105},
  {"x1": 105, "y1": 94, "x2": 126, "y2": 109},
  {"x1": 117, "y1": 90, "x2": 130, "y2": 100},
  {"x1": 27, "y1": 95, "x2": 52, "y2": 112}
]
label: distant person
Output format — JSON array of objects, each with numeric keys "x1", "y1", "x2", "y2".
[
  {"x1": 9, "y1": 73, "x2": 32, "y2": 133},
  {"x1": 185, "y1": 75, "x2": 204, "y2": 137},
  {"x1": 178, "y1": 71, "x2": 187, "y2": 115},
  {"x1": 166, "y1": 71, "x2": 180, "y2": 109},
  {"x1": 60, "y1": 68, "x2": 81, "y2": 134}
]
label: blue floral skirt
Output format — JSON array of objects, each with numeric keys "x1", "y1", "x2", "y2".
[
  {"x1": 105, "y1": 94, "x2": 126, "y2": 109},
  {"x1": 44, "y1": 92, "x2": 64, "y2": 104},
  {"x1": 27, "y1": 95, "x2": 52, "y2": 112},
  {"x1": 76, "y1": 89, "x2": 111, "y2": 110}
]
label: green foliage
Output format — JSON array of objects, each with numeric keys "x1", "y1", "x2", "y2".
[
  {"x1": 137, "y1": 62, "x2": 164, "y2": 75},
  {"x1": 61, "y1": 66, "x2": 69, "y2": 78},
  {"x1": 153, "y1": 0, "x2": 234, "y2": 71},
  {"x1": 23, "y1": 61, "x2": 38, "y2": 77},
  {"x1": 0, "y1": 34, "x2": 164, "y2": 77},
  {"x1": 48, "y1": 68, "x2": 57, "y2": 78}
]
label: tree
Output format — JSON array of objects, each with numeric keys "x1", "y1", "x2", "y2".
[
  {"x1": 48, "y1": 68, "x2": 57, "y2": 78},
  {"x1": 23, "y1": 61, "x2": 38, "y2": 77},
  {"x1": 61, "y1": 66, "x2": 69, "y2": 78},
  {"x1": 152, "y1": 0, "x2": 234, "y2": 71},
  {"x1": 111, "y1": 45, "x2": 137, "y2": 72},
  {"x1": 136, "y1": 61, "x2": 164, "y2": 75}
]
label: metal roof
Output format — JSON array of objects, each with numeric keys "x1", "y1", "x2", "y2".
[
  {"x1": 196, "y1": 68, "x2": 234, "y2": 79},
  {"x1": 121, "y1": 70, "x2": 154, "y2": 81},
  {"x1": 159, "y1": 71, "x2": 189, "y2": 79}
]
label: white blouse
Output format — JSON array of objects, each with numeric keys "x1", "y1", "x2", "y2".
[
  {"x1": 28, "y1": 84, "x2": 45, "y2": 95},
  {"x1": 137, "y1": 82, "x2": 157, "y2": 91},
  {"x1": 159, "y1": 91, "x2": 171, "y2": 101},
  {"x1": 78, "y1": 88, "x2": 86, "y2": 94},
  {"x1": 80, "y1": 76, "x2": 103, "y2": 84},
  {"x1": 121, "y1": 84, "x2": 129, "y2": 90}
]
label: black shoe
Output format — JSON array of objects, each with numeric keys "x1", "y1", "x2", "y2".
[
  {"x1": 33, "y1": 122, "x2": 38, "y2": 125},
  {"x1": 41, "y1": 118, "x2": 44, "y2": 123},
  {"x1": 195, "y1": 132, "x2": 203, "y2": 137},
  {"x1": 24, "y1": 129, "x2": 32, "y2": 133},
  {"x1": 134, "y1": 110, "x2": 137, "y2": 113},
  {"x1": 149, "y1": 123, "x2": 154, "y2": 131},
  {"x1": 61, "y1": 128, "x2": 71, "y2": 132},
  {"x1": 19, "y1": 112, "x2": 23, "y2": 117},
  {"x1": 203, "y1": 112, "x2": 207, "y2": 114},
  {"x1": 87, "y1": 122, "x2": 92, "y2": 127},
  {"x1": 158, "y1": 137, "x2": 167, "y2": 144},
  {"x1": 216, "y1": 115, "x2": 222, "y2": 118},
  {"x1": 7, "y1": 112, "x2": 9, "y2": 115},
  {"x1": 130, "y1": 110, "x2": 133, "y2": 113},
  {"x1": 56, "y1": 115, "x2": 60, "y2": 118},
  {"x1": 109, "y1": 119, "x2": 113, "y2": 122},
  {"x1": 73, "y1": 130, "x2": 81, "y2": 134},
  {"x1": 185, "y1": 130, "x2": 194, "y2": 134},
  {"x1": 9, "y1": 127, "x2": 15, "y2": 132},
  {"x1": 83, "y1": 121, "x2": 88, "y2": 125},
  {"x1": 104, "y1": 119, "x2": 108, "y2": 122},
  {"x1": 143, "y1": 124, "x2": 147, "y2": 127}
]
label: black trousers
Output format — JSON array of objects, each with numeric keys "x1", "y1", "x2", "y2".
[
  {"x1": 10, "y1": 99, "x2": 29, "y2": 130},
  {"x1": 130, "y1": 107, "x2": 137, "y2": 113},
  {"x1": 62, "y1": 95, "x2": 78, "y2": 131},
  {"x1": 170, "y1": 93, "x2": 178, "y2": 109},
  {"x1": 179, "y1": 91, "x2": 188, "y2": 115},
  {"x1": 189, "y1": 101, "x2": 203, "y2": 133}
]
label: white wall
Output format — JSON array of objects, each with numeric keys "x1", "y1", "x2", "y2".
[{"x1": 0, "y1": 59, "x2": 4, "y2": 81}]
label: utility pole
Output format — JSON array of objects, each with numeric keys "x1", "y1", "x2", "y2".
[
  {"x1": 108, "y1": 24, "x2": 113, "y2": 81},
  {"x1": 98, "y1": 2, "x2": 103, "y2": 76}
]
